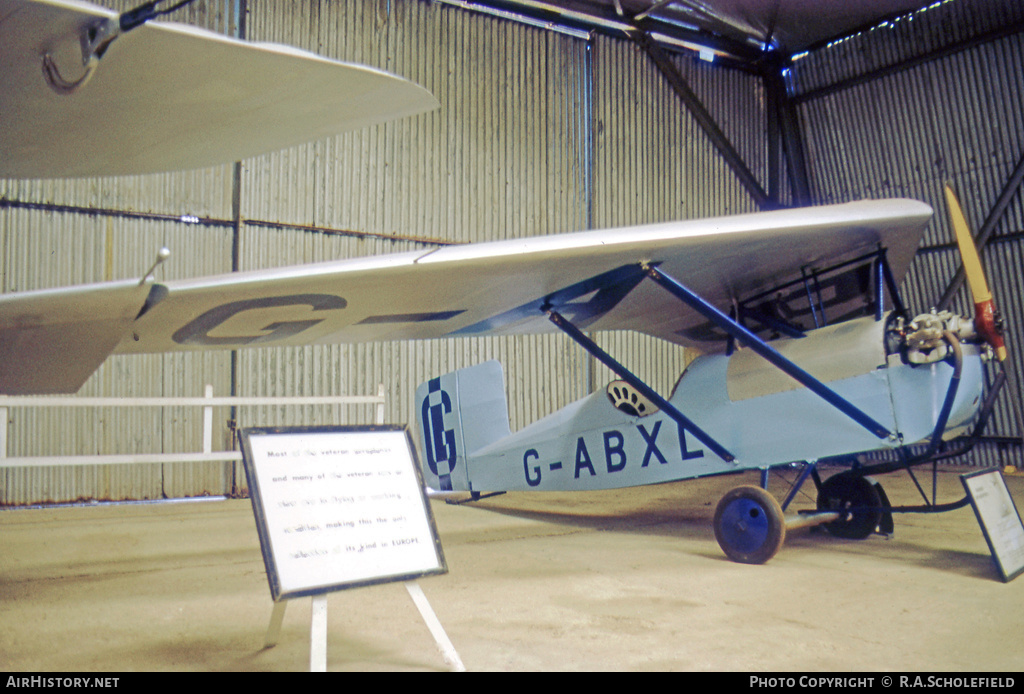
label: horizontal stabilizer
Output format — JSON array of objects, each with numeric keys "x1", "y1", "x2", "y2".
[{"x1": 0, "y1": 280, "x2": 153, "y2": 394}]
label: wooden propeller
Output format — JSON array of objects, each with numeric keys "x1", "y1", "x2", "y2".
[{"x1": 944, "y1": 183, "x2": 1008, "y2": 361}]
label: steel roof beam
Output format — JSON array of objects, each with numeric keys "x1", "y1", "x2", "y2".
[
  {"x1": 630, "y1": 28, "x2": 771, "y2": 209},
  {"x1": 438, "y1": 0, "x2": 764, "y2": 66}
]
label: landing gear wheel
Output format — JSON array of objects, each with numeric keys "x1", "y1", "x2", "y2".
[
  {"x1": 714, "y1": 486, "x2": 786, "y2": 564},
  {"x1": 816, "y1": 473, "x2": 883, "y2": 539}
]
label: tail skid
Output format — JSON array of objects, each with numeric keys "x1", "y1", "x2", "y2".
[{"x1": 415, "y1": 360, "x2": 510, "y2": 491}]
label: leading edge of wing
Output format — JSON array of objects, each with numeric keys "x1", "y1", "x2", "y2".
[
  {"x1": 117, "y1": 198, "x2": 933, "y2": 354},
  {"x1": 0, "y1": 0, "x2": 439, "y2": 178},
  {"x1": 0, "y1": 279, "x2": 153, "y2": 394}
]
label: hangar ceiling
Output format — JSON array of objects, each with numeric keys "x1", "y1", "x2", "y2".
[{"x1": 447, "y1": 0, "x2": 988, "y2": 62}]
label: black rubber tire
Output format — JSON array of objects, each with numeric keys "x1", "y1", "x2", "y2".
[
  {"x1": 713, "y1": 485, "x2": 786, "y2": 564},
  {"x1": 816, "y1": 473, "x2": 883, "y2": 540}
]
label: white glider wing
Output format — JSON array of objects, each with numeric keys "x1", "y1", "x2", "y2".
[
  {"x1": 0, "y1": 199, "x2": 932, "y2": 393},
  {"x1": 0, "y1": 280, "x2": 152, "y2": 394},
  {"x1": 0, "y1": 0, "x2": 438, "y2": 177}
]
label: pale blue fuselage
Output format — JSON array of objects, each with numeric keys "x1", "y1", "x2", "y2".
[{"x1": 415, "y1": 316, "x2": 985, "y2": 494}]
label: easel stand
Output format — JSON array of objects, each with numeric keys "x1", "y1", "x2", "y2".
[
  {"x1": 263, "y1": 581, "x2": 465, "y2": 672},
  {"x1": 241, "y1": 426, "x2": 455, "y2": 670}
]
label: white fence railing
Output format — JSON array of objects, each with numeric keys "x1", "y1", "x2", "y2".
[{"x1": 0, "y1": 384, "x2": 386, "y2": 468}]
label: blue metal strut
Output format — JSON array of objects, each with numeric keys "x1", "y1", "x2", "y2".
[
  {"x1": 546, "y1": 309, "x2": 736, "y2": 463},
  {"x1": 642, "y1": 263, "x2": 893, "y2": 440}
]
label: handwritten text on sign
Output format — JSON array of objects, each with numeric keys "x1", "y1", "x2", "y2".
[{"x1": 245, "y1": 429, "x2": 443, "y2": 597}]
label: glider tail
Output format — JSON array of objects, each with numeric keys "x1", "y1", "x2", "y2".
[{"x1": 414, "y1": 360, "x2": 511, "y2": 491}]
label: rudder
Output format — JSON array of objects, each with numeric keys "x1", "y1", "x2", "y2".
[{"x1": 415, "y1": 360, "x2": 510, "y2": 491}]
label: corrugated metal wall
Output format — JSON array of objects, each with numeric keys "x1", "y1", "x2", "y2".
[
  {"x1": 12, "y1": 0, "x2": 1016, "y2": 503},
  {"x1": 0, "y1": 0, "x2": 242, "y2": 503},
  {"x1": 588, "y1": 33, "x2": 763, "y2": 395},
  {"x1": 792, "y1": 0, "x2": 1024, "y2": 469},
  {"x1": 2, "y1": 0, "x2": 763, "y2": 504},
  {"x1": 592, "y1": 35, "x2": 764, "y2": 223},
  {"x1": 235, "y1": 0, "x2": 597, "y2": 456}
]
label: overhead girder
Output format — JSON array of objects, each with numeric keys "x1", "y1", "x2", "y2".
[
  {"x1": 442, "y1": 0, "x2": 766, "y2": 66},
  {"x1": 628, "y1": 29, "x2": 772, "y2": 209},
  {"x1": 791, "y1": 19, "x2": 1024, "y2": 105},
  {"x1": 760, "y1": 51, "x2": 812, "y2": 206},
  {"x1": 629, "y1": 27, "x2": 812, "y2": 209},
  {"x1": 440, "y1": 2, "x2": 815, "y2": 209}
]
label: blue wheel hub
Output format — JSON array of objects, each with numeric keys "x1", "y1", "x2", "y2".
[{"x1": 718, "y1": 497, "x2": 770, "y2": 553}]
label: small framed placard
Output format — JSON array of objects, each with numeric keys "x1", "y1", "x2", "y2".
[
  {"x1": 961, "y1": 468, "x2": 1024, "y2": 583},
  {"x1": 240, "y1": 425, "x2": 447, "y2": 601}
]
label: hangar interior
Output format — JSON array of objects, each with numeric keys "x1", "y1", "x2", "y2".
[
  {"x1": 0, "y1": 0, "x2": 1022, "y2": 501},
  {"x1": 2, "y1": 0, "x2": 1024, "y2": 674}
]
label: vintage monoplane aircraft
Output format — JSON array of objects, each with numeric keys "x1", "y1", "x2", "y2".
[
  {"x1": 0, "y1": 1, "x2": 1013, "y2": 564},
  {"x1": 409, "y1": 187, "x2": 1011, "y2": 563}
]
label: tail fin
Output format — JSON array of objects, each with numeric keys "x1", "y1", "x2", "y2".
[{"x1": 414, "y1": 360, "x2": 510, "y2": 491}]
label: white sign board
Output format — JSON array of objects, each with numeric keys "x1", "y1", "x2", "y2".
[
  {"x1": 961, "y1": 468, "x2": 1024, "y2": 583},
  {"x1": 240, "y1": 426, "x2": 446, "y2": 600}
]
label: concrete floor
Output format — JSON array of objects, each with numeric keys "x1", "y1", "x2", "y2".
[{"x1": 1, "y1": 465, "x2": 1022, "y2": 672}]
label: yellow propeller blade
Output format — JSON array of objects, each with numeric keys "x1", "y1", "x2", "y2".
[
  {"x1": 944, "y1": 184, "x2": 992, "y2": 304},
  {"x1": 944, "y1": 183, "x2": 1007, "y2": 361}
]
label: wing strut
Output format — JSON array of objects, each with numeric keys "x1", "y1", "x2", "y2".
[
  {"x1": 546, "y1": 309, "x2": 736, "y2": 463},
  {"x1": 640, "y1": 263, "x2": 895, "y2": 440}
]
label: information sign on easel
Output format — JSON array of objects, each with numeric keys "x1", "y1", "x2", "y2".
[
  {"x1": 240, "y1": 425, "x2": 461, "y2": 670},
  {"x1": 961, "y1": 468, "x2": 1024, "y2": 583}
]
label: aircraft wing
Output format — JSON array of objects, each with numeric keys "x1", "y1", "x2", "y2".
[
  {"x1": 0, "y1": 279, "x2": 152, "y2": 394},
  {"x1": 0, "y1": 199, "x2": 932, "y2": 393},
  {"x1": 0, "y1": 0, "x2": 438, "y2": 178}
]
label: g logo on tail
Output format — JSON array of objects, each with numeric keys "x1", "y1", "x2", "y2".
[{"x1": 421, "y1": 378, "x2": 458, "y2": 490}]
